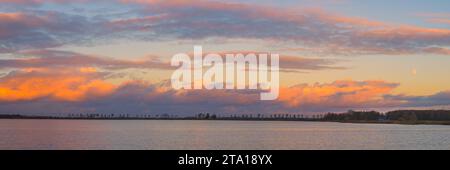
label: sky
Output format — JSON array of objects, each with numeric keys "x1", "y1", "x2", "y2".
[{"x1": 0, "y1": 0, "x2": 449, "y2": 115}]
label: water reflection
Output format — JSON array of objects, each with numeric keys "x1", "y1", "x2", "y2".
[{"x1": 0, "y1": 119, "x2": 449, "y2": 150}]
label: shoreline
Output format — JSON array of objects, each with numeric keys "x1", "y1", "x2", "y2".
[
  {"x1": 335, "y1": 120, "x2": 450, "y2": 125},
  {"x1": 1, "y1": 116, "x2": 450, "y2": 125}
]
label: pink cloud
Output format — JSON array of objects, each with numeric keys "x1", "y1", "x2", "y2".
[
  {"x1": 0, "y1": 49, "x2": 344, "y2": 72},
  {"x1": 0, "y1": 12, "x2": 48, "y2": 38},
  {"x1": 428, "y1": 18, "x2": 450, "y2": 25},
  {"x1": 116, "y1": 0, "x2": 450, "y2": 55},
  {"x1": 2, "y1": 0, "x2": 449, "y2": 55}
]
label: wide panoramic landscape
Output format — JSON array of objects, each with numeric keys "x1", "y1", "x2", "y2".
[{"x1": 1, "y1": 0, "x2": 450, "y2": 152}]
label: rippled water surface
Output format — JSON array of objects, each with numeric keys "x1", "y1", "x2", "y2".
[{"x1": 1, "y1": 119, "x2": 449, "y2": 150}]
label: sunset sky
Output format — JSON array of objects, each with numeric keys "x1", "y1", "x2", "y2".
[{"x1": 0, "y1": 0, "x2": 449, "y2": 115}]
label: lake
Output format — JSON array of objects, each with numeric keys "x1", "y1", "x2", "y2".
[{"x1": 0, "y1": 119, "x2": 449, "y2": 150}]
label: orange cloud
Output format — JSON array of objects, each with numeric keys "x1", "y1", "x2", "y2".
[
  {"x1": 0, "y1": 66, "x2": 400, "y2": 107},
  {"x1": 1, "y1": 71, "x2": 447, "y2": 115},
  {"x1": 0, "y1": 68, "x2": 115, "y2": 102},
  {"x1": 278, "y1": 80, "x2": 399, "y2": 108}
]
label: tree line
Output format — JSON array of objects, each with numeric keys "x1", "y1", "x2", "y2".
[{"x1": 322, "y1": 110, "x2": 450, "y2": 121}]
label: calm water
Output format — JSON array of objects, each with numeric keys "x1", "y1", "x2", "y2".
[{"x1": 0, "y1": 119, "x2": 449, "y2": 150}]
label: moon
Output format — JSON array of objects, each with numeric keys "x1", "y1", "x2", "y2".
[{"x1": 411, "y1": 68, "x2": 417, "y2": 76}]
